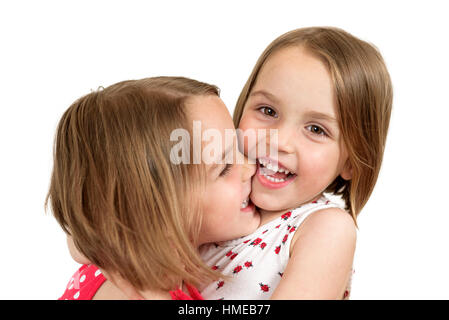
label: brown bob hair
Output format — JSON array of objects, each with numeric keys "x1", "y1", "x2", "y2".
[
  {"x1": 46, "y1": 76, "x2": 220, "y2": 291},
  {"x1": 233, "y1": 27, "x2": 393, "y2": 223}
]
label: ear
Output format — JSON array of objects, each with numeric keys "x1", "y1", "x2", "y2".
[{"x1": 340, "y1": 160, "x2": 353, "y2": 181}]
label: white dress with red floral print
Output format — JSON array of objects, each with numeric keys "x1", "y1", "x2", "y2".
[{"x1": 199, "y1": 194, "x2": 354, "y2": 300}]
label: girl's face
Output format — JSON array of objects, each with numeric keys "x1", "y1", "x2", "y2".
[
  {"x1": 187, "y1": 95, "x2": 260, "y2": 244},
  {"x1": 239, "y1": 46, "x2": 352, "y2": 213}
]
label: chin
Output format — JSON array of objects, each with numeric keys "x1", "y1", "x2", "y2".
[
  {"x1": 242, "y1": 207, "x2": 261, "y2": 233},
  {"x1": 251, "y1": 193, "x2": 285, "y2": 212}
]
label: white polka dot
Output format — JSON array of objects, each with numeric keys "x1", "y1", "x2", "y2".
[
  {"x1": 80, "y1": 275, "x2": 86, "y2": 283},
  {"x1": 73, "y1": 291, "x2": 80, "y2": 299},
  {"x1": 94, "y1": 269, "x2": 102, "y2": 277},
  {"x1": 68, "y1": 283, "x2": 74, "y2": 290}
]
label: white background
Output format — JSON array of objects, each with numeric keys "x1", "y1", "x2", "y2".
[{"x1": 1, "y1": 0, "x2": 448, "y2": 299}]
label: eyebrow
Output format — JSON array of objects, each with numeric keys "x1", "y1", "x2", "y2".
[
  {"x1": 304, "y1": 111, "x2": 338, "y2": 123},
  {"x1": 249, "y1": 90, "x2": 282, "y2": 105}
]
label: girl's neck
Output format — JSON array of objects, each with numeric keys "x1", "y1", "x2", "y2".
[
  {"x1": 139, "y1": 279, "x2": 183, "y2": 300},
  {"x1": 258, "y1": 208, "x2": 291, "y2": 226},
  {"x1": 94, "y1": 279, "x2": 172, "y2": 300},
  {"x1": 139, "y1": 287, "x2": 173, "y2": 300}
]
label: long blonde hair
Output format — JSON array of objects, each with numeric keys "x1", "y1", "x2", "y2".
[
  {"x1": 233, "y1": 27, "x2": 393, "y2": 223},
  {"x1": 46, "y1": 76, "x2": 220, "y2": 291}
]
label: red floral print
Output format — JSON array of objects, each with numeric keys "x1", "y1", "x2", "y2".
[
  {"x1": 250, "y1": 238, "x2": 262, "y2": 246},
  {"x1": 216, "y1": 281, "x2": 224, "y2": 290},
  {"x1": 274, "y1": 245, "x2": 281, "y2": 254},
  {"x1": 259, "y1": 283, "x2": 270, "y2": 292},
  {"x1": 233, "y1": 265, "x2": 243, "y2": 274},
  {"x1": 281, "y1": 212, "x2": 292, "y2": 220}
]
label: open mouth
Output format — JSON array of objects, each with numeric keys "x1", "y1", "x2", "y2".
[
  {"x1": 257, "y1": 158, "x2": 297, "y2": 183},
  {"x1": 241, "y1": 197, "x2": 255, "y2": 211}
]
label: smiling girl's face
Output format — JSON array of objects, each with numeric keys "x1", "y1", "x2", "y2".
[{"x1": 239, "y1": 46, "x2": 352, "y2": 214}]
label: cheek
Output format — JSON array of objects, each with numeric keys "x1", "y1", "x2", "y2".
[
  {"x1": 203, "y1": 176, "x2": 242, "y2": 216},
  {"x1": 299, "y1": 143, "x2": 342, "y2": 178},
  {"x1": 239, "y1": 115, "x2": 267, "y2": 157},
  {"x1": 238, "y1": 113, "x2": 253, "y2": 132},
  {"x1": 199, "y1": 181, "x2": 244, "y2": 243}
]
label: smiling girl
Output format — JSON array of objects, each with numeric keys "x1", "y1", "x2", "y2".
[{"x1": 199, "y1": 27, "x2": 393, "y2": 299}]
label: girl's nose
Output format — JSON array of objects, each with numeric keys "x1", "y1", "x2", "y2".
[{"x1": 268, "y1": 125, "x2": 295, "y2": 155}]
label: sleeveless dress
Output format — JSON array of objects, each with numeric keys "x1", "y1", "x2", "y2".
[{"x1": 199, "y1": 195, "x2": 353, "y2": 299}]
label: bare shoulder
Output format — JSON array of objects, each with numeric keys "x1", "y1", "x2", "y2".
[
  {"x1": 272, "y1": 207, "x2": 357, "y2": 299},
  {"x1": 290, "y1": 207, "x2": 357, "y2": 255},
  {"x1": 301, "y1": 207, "x2": 356, "y2": 237}
]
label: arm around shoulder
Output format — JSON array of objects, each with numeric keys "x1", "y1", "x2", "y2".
[{"x1": 271, "y1": 208, "x2": 357, "y2": 300}]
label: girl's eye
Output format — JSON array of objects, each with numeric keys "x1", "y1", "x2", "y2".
[
  {"x1": 258, "y1": 106, "x2": 278, "y2": 118},
  {"x1": 219, "y1": 164, "x2": 233, "y2": 177},
  {"x1": 306, "y1": 125, "x2": 328, "y2": 137}
]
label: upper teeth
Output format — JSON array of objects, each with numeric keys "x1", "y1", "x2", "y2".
[
  {"x1": 259, "y1": 159, "x2": 290, "y2": 175},
  {"x1": 241, "y1": 199, "x2": 249, "y2": 208}
]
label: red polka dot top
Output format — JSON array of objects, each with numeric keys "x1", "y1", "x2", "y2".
[{"x1": 59, "y1": 264, "x2": 203, "y2": 300}]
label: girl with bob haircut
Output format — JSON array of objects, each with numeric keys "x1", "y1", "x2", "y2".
[
  {"x1": 199, "y1": 27, "x2": 393, "y2": 299},
  {"x1": 47, "y1": 76, "x2": 260, "y2": 299}
]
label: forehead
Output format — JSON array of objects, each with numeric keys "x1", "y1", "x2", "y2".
[
  {"x1": 187, "y1": 95, "x2": 235, "y2": 132},
  {"x1": 253, "y1": 46, "x2": 336, "y2": 116},
  {"x1": 186, "y1": 95, "x2": 237, "y2": 167}
]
